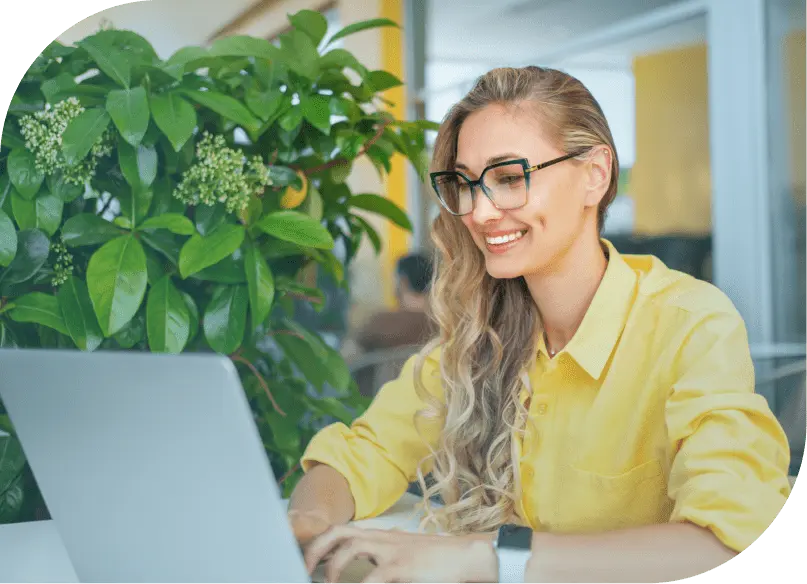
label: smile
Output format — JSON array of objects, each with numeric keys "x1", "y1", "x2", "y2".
[{"x1": 485, "y1": 229, "x2": 527, "y2": 245}]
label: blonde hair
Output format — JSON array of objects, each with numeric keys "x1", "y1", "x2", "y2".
[{"x1": 413, "y1": 66, "x2": 619, "y2": 534}]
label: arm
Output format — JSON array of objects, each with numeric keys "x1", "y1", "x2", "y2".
[
  {"x1": 516, "y1": 308, "x2": 789, "y2": 582},
  {"x1": 289, "y1": 463, "x2": 355, "y2": 523},
  {"x1": 293, "y1": 349, "x2": 444, "y2": 525}
]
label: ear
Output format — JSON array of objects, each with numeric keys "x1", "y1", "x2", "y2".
[{"x1": 582, "y1": 146, "x2": 612, "y2": 208}]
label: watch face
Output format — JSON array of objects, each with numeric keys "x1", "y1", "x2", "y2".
[{"x1": 498, "y1": 524, "x2": 533, "y2": 550}]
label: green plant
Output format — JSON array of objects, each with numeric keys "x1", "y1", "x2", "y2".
[{"x1": 0, "y1": 11, "x2": 438, "y2": 523}]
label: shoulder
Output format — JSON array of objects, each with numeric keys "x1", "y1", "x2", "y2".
[{"x1": 623, "y1": 252, "x2": 743, "y2": 325}]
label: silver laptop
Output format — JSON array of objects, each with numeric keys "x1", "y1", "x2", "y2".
[{"x1": 0, "y1": 349, "x2": 309, "y2": 583}]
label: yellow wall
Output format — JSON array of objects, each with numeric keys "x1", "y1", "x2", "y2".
[
  {"x1": 630, "y1": 44, "x2": 711, "y2": 236},
  {"x1": 380, "y1": 0, "x2": 409, "y2": 307},
  {"x1": 785, "y1": 30, "x2": 806, "y2": 205}
]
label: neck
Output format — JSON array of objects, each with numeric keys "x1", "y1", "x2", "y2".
[{"x1": 523, "y1": 234, "x2": 608, "y2": 353}]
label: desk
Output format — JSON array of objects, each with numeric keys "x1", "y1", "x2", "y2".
[{"x1": 0, "y1": 493, "x2": 425, "y2": 583}]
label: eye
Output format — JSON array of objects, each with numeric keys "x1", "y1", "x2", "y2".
[{"x1": 496, "y1": 175, "x2": 525, "y2": 186}]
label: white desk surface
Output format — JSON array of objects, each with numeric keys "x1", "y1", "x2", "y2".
[{"x1": 0, "y1": 493, "x2": 425, "y2": 583}]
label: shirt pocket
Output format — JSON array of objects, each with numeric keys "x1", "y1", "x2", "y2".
[{"x1": 547, "y1": 458, "x2": 672, "y2": 533}]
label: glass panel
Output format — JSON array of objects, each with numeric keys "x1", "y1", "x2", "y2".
[{"x1": 765, "y1": 0, "x2": 805, "y2": 475}]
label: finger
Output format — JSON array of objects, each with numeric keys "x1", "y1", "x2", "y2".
[
  {"x1": 304, "y1": 526, "x2": 362, "y2": 574},
  {"x1": 361, "y1": 565, "x2": 399, "y2": 583},
  {"x1": 292, "y1": 515, "x2": 331, "y2": 546},
  {"x1": 326, "y1": 541, "x2": 377, "y2": 584}
]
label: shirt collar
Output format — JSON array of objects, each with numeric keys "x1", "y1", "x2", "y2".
[{"x1": 538, "y1": 239, "x2": 638, "y2": 380}]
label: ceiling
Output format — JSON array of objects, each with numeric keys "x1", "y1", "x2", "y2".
[
  {"x1": 426, "y1": 0, "x2": 694, "y2": 65},
  {"x1": 58, "y1": 0, "x2": 257, "y2": 58}
]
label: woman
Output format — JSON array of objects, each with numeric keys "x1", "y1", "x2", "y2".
[{"x1": 288, "y1": 66, "x2": 791, "y2": 582}]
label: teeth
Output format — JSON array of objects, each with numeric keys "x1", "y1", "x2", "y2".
[{"x1": 486, "y1": 230, "x2": 525, "y2": 245}]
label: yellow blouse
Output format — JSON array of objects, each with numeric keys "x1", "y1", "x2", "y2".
[{"x1": 301, "y1": 241, "x2": 791, "y2": 553}]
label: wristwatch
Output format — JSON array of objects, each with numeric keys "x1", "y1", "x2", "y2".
[{"x1": 494, "y1": 524, "x2": 533, "y2": 583}]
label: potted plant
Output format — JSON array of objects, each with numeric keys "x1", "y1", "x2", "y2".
[{"x1": 0, "y1": 10, "x2": 437, "y2": 523}]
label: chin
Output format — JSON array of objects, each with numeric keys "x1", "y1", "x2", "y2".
[{"x1": 483, "y1": 255, "x2": 531, "y2": 280}]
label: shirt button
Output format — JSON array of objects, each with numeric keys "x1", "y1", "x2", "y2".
[{"x1": 536, "y1": 403, "x2": 548, "y2": 415}]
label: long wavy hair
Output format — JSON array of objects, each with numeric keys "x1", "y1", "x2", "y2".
[{"x1": 413, "y1": 66, "x2": 620, "y2": 534}]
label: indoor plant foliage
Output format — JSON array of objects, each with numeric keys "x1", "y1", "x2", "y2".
[{"x1": 0, "y1": 11, "x2": 436, "y2": 522}]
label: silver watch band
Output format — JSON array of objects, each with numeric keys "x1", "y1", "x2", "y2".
[{"x1": 495, "y1": 545, "x2": 531, "y2": 583}]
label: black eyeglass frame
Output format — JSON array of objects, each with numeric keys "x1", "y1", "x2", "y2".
[{"x1": 429, "y1": 150, "x2": 588, "y2": 216}]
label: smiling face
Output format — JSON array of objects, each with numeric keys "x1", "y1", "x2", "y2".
[{"x1": 455, "y1": 104, "x2": 606, "y2": 280}]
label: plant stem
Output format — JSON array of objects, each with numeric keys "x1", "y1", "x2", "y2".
[
  {"x1": 230, "y1": 354, "x2": 287, "y2": 416},
  {"x1": 278, "y1": 462, "x2": 301, "y2": 484},
  {"x1": 302, "y1": 120, "x2": 390, "y2": 176}
]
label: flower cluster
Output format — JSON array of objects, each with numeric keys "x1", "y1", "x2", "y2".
[
  {"x1": 173, "y1": 132, "x2": 272, "y2": 214},
  {"x1": 19, "y1": 97, "x2": 113, "y2": 186},
  {"x1": 50, "y1": 241, "x2": 73, "y2": 287}
]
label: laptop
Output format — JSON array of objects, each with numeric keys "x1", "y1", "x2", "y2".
[{"x1": 0, "y1": 349, "x2": 310, "y2": 583}]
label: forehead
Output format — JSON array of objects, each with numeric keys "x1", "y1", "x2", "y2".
[{"x1": 456, "y1": 104, "x2": 557, "y2": 172}]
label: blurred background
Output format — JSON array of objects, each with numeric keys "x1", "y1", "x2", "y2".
[{"x1": 59, "y1": 0, "x2": 805, "y2": 474}]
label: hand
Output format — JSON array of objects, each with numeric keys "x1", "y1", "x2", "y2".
[
  {"x1": 288, "y1": 508, "x2": 332, "y2": 547},
  {"x1": 303, "y1": 525, "x2": 498, "y2": 583}
]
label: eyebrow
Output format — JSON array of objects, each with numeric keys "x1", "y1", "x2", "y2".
[{"x1": 455, "y1": 153, "x2": 525, "y2": 172}]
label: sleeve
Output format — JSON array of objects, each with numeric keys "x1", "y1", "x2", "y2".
[
  {"x1": 300, "y1": 348, "x2": 445, "y2": 520},
  {"x1": 665, "y1": 309, "x2": 792, "y2": 552}
]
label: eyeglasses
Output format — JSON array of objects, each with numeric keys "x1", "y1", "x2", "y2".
[{"x1": 429, "y1": 151, "x2": 587, "y2": 216}]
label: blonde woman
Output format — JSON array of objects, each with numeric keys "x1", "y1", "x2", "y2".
[{"x1": 288, "y1": 66, "x2": 791, "y2": 583}]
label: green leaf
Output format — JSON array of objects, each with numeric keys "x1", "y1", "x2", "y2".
[
  {"x1": 61, "y1": 214, "x2": 123, "y2": 247},
  {"x1": 41, "y1": 72, "x2": 78, "y2": 103},
  {"x1": 140, "y1": 230, "x2": 181, "y2": 265},
  {"x1": 289, "y1": 9, "x2": 329, "y2": 46},
  {"x1": 182, "y1": 89, "x2": 260, "y2": 131},
  {"x1": 0, "y1": 210, "x2": 17, "y2": 267},
  {"x1": 140, "y1": 213, "x2": 195, "y2": 235},
  {"x1": 245, "y1": 88, "x2": 284, "y2": 122},
  {"x1": 257, "y1": 211, "x2": 334, "y2": 250},
  {"x1": 62, "y1": 108, "x2": 110, "y2": 166},
  {"x1": 113, "y1": 312, "x2": 145, "y2": 348},
  {"x1": 91, "y1": 29, "x2": 158, "y2": 65},
  {"x1": 79, "y1": 37, "x2": 131, "y2": 87},
  {"x1": 146, "y1": 276, "x2": 190, "y2": 353},
  {"x1": 162, "y1": 46, "x2": 209, "y2": 78},
  {"x1": 203, "y1": 285, "x2": 248, "y2": 354},
  {"x1": 244, "y1": 238, "x2": 274, "y2": 331},
  {"x1": 319, "y1": 49, "x2": 367, "y2": 76},
  {"x1": 117, "y1": 186, "x2": 153, "y2": 228},
  {"x1": 0, "y1": 174, "x2": 12, "y2": 208},
  {"x1": 7, "y1": 149, "x2": 44, "y2": 200},
  {"x1": 353, "y1": 214, "x2": 381, "y2": 253},
  {"x1": 106, "y1": 87, "x2": 150, "y2": 146},
  {"x1": 301, "y1": 94, "x2": 331, "y2": 135},
  {"x1": 150, "y1": 93, "x2": 196, "y2": 152},
  {"x1": 0, "y1": 434, "x2": 26, "y2": 524},
  {"x1": 57, "y1": 276, "x2": 103, "y2": 351},
  {"x1": 267, "y1": 166, "x2": 301, "y2": 187},
  {"x1": 2, "y1": 123, "x2": 26, "y2": 151},
  {"x1": 178, "y1": 224, "x2": 245, "y2": 278},
  {"x1": 349, "y1": 193, "x2": 412, "y2": 231},
  {"x1": 208, "y1": 35, "x2": 279, "y2": 60},
  {"x1": 118, "y1": 141, "x2": 158, "y2": 189},
  {"x1": 0, "y1": 229, "x2": 49, "y2": 285},
  {"x1": 47, "y1": 172, "x2": 84, "y2": 203},
  {"x1": 87, "y1": 235, "x2": 148, "y2": 336},
  {"x1": 195, "y1": 203, "x2": 226, "y2": 236},
  {"x1": 327, "y1": 18, "x2": 399, "y2": 46},
  {"x1": 279, "y1": 108, "x2": 303, "y2": 132},
  {"x1": 11, "y1": 190, "x2": 63, "y2": 237},
  {"x1": 8, "y1": 292, "x2": 69, "y2": 335},
  {"x1": 366, "y1": 70, "x2": 403, "y2": 92},
  {"x1": 274, "y1": 331, "x2": 328, "y2": 390},
  {"x1": 182, "y1": 292, "x2": 199, "y2": 342},
  {"x1": 278, "y1": 30, "x2": 319, "y2": 79},
  {"x1": 151, "y1": 177, "x2": 184, "y2": 216}
]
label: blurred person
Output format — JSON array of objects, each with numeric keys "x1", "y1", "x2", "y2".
[
  {"x1": 355, "y1": 253, "x2": 435, "y2": 352},
  {"x1": 288, "y1": 66, "x2": 791, "y2": 583}
]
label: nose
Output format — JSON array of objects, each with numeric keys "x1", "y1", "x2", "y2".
[{"x1": 470, "y1": 190, "x2": 503, "y2": 225}]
